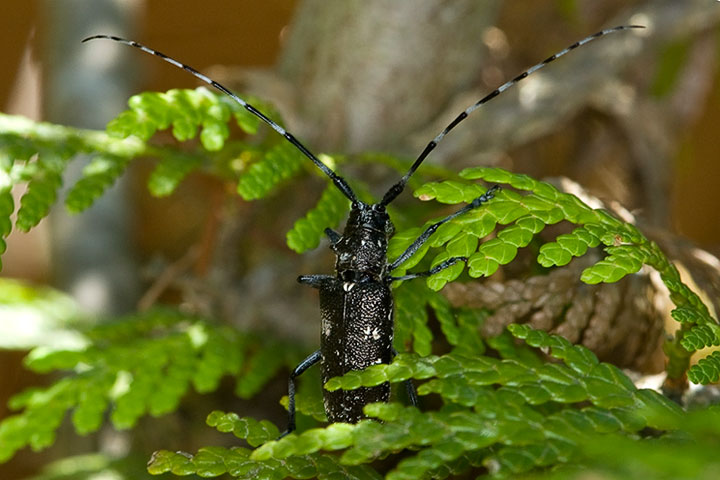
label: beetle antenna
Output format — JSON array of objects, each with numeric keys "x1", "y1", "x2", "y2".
[
  {"x1": 380, "y1": 24, "x2": 644, "y2": 207},
  {"x1": 82, "y1": 35, "x2": 359, "y2": 203}
]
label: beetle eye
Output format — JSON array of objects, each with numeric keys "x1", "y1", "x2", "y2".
[{"x1": 341, "y1": 271, "x2": 358, "y2": 282}]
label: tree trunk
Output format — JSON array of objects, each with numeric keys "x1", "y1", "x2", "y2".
[
  {"x1": 42, "y1": 0, "x2": 142, "y2": 315},
  {"x1": 277, "y1": 0, "x2": 501, "y2": 153}
]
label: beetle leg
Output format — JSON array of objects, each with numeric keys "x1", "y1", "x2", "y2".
[
  {"x1": 388, "y1": 256, "x2": 467, "y2": 282},
  {"x1": 324, "y1": 227, "x2": 342, "y2": 246},
  {"x1": 391, "y1": 348, "x2": 419, "y2": 407},
  {"x1": 388, "y1": 185, "x2": 499, "y2": 272},
  {"x1": 280, "y1": 349, "x2": 322, "y2": 438},
  {"x1": 404, "y1": 378, "x2": 419, "y2": 407},
  {"x1": 298, "y1": 274, "x2": 335, "y2": 288}
]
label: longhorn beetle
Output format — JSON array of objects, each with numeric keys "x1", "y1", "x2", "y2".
[{"x1": 84, "y1": 24, "x2": 643, "y2": 435}]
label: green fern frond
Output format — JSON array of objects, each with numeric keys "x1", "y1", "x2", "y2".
[
  {"x1": 64, "y1": 154, "x2": 132, "y2": 212},
  {"x1": 322, "y1": 326, "x2": 679, "y2": 423},
  {"x1": 0, "y1": 169, "x2": 13, "y2": 265},
  {"x1": 0, "y1": 309, "x2": 304, "y2": 462},
  {"x1": 206, "y1": 411, "x2": 280, "y2": 446},
  {"x1": 107, "y1": 88, "x2": 256, "y2": 149},
  {"x1": 3, "y1": 79, "x2": 719, "y2": 478},
  {"x1": 409, "y1": 167, "x2": 646, "y2": 282},
  {"x1": 16, "y1": 151, "x2": 67, "y2": 231},
  {"x1": 236, "y1": 142, "x2": 307, "y2": 200},
  {"x1": 393, "y1": 282, "x2": 434, "y2": 356},
  {"x1": 680, "y1": 323, "x2": 720, "y2": 351},
  {"x1": 401, "y1": 166, "x2": 719, "y2": 382},
  {"x1": 286, "y1": 181, "x2": 351, "y2": 253},
  {"x1": 279, "y1": 366, "x2": 328, "y2": 424},
  {"x1": 243, "y1": 326, "x2": 682, "y2": 479},
  {"x1": 234, "y1": 336, "x2": 295, "y2": 399},
  {"x1": 146, "y1": 151, "x2": 204, "y2": 197},
  {"x1": 537, "y1": 227, "x2": 600, "y2": 267},
  {"x1": 147, "y1": 445, "x2": 382, "y2": 479},
  {"x1": 155, "y1": 401, "x2": 720, "y2": 479},
  {"x1": 386, "y1": 226, "x2": 431, "y2": 275},
  {"x1": 21, "y1": 452, "x2": 159, "y2": 480},
  {"x1": 687, "y1": 350, "x2": 720, "y2": 384},
  {"x1": 0, "y1": 90, "x2": 317, "y2": 269},
  {"x1": 393, "y1": 282, "x2": 487, "y2": 357},
  {"x1": 525, "y1": 406, "x2": 720, "y2": 479},
  {"x1": 422, "y1": 450, "x2": 486, "y2": 480},
  {"x1": 0, "y1": 113, "x2": 146, "y2": 247}
]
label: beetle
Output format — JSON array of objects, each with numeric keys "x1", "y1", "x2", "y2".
[{"x1": 84, "y1": 24, "x2": 642, "y2": 434}]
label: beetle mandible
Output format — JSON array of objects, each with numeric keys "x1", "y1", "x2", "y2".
[{"x1": 84, "y1": 24, "x2": 643, "y2": 435}]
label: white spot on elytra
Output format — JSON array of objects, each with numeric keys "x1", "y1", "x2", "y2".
[{"x1": 343, "y1": 282, "x2": 355, "y2": 292}]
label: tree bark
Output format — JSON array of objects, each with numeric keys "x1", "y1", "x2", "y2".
[
  {"x1": 42, "y1": 0, "x2": 142, "y2": 315},
  {"x1": 277, "y1": 0, "x2": 502, "y2": 153}
]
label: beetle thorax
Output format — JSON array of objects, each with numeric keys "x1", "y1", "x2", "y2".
[{"x1": 332, "y1": 202, "x2": 394, "y2": 283}]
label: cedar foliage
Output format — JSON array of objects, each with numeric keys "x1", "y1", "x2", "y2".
[{"x1": 1, "y1": 89, "x2": 719, "y2": 479}]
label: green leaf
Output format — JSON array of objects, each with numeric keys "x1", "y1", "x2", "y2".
[
  {"x1": 65, "y1": 155, "x2": 131, "y2": 213},
  {"x1": 394, "y1": 283, "x2": 432, "y2": 355},
  {"x1": 206, "y1": 411, "x2": 279, "y2": 447},
  {"x1": 0, "y1": 310, "x2": 299, "y2": 461},
  {"x1": 286, "y1": 182, "x2": 350, "y2": 253},
  {"x1": 688, "y1": 350, "x2": 720, "y2": 384},
  {"x1": 682, "y1": 324, "x2": 720, "y2": 351},
  {"x1": 235, "y1": 338, "x2": 291, "y2": 398},
  {"x1": 467, "y1": 238, "x2": 517, "y2": 277},
  {"x1": 147, "y1": 152, "x2": 204, "y2": 197},
  {"x1": 0, "y1": 169, "x2": 13, "y2": 263},
  {"x1": 426, "y1": 251, "x2": 464, "y2": 290},
  {"x1": 581, "y1": 258, "x2": 635, "y2": 284},
  {"x1": 237, "y1": 142, "x2": 306, "y2": 200},
  {"x1": 150, "y1": 446, "x2": 381, "y2": 479},
  {"x1": 414, "y1": 180, "x2": 486, "y2": 204},
  {"x1": 200, "y1": 103, "x2": 231, "y2": 151},
  {"x1": 445, "y1": 231, "x2": 477, "y2": 258},
  {"x1": 16, "y1": 152, "x2": 66, "y2": 231}
]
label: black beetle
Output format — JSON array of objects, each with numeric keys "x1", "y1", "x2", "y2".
[{"x1": 83, "y1": 24, "x2": 642, "y2": 434}]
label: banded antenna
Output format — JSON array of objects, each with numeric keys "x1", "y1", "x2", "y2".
[
  {"x1": 82, "y1": 34, "x2": 359, "y2": 204},
  {"x1": 84, "y1": 25, "x2": 643, "y2": 207},
  {"x1": 379, "y1": 24, "x2": 644, "y2": 206}
]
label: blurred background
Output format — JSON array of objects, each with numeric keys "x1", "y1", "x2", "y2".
[{"x1": 1, "y1": 0, "x2": 719, "y2": 478}]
